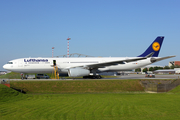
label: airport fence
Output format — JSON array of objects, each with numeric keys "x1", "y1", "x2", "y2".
[
  {"x1": 0, "y1": 79, "x2": 27, "y2": 93},
  {"x1": 0, "y1": 79, "x2": 10, "y2": 87},
  {"x1": 141, "y1": 79, "x2": 180, "y2": 93}
]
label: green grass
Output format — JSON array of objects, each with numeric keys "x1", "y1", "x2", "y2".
[
  {"x1": 0, "y1": 72, "x2": 21, "y2": 79},
  {"x1": 0, "y1": 84, "x2": 25, "y2": 102},
  {"x1": 0, "y1": 72, "x2": 52, "y2": 79},
  {"x1": 1, "y1": 81, "x2": 180, "y2": 120},
  {"x1": 1, "y1": 86, "x2": 180, "y2": 120},
  {"x1": 169, "y1": 85, "x2": 180, "y2": 93},
  {"x1": 10, "y1": 80, "x2": 144, "y2": 94}
]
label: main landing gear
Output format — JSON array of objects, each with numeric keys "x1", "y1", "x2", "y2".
[{"x1": 83, "y1": 75, "x2": 102, "y2": 79}]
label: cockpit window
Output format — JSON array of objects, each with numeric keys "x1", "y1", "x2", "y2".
[{"x1": 7, "y1": 62, "x2": 13, "y2": 64}]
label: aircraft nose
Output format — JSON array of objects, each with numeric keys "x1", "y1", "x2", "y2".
[{"x1": 3, "y1": 64, "x2": 8, "y2": 70}]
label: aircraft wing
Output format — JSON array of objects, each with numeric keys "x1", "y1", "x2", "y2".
[
  {"x1": 87, "y1": 55, "x2": 176, "y2": 69},
  {"x1": 65, "y1": 57, "x2": 147, "y2": 69},
  {"x1": 64, "y1": 55, "x2": 176, "y2": 70}
]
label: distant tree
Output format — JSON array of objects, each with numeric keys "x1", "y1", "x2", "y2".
[
  {"x1": 164, "y1": 66, "x2": 170, "y2": 69},
  {"x1": 135, "y1": 68, "x2": 141, "y2": 72},
  {"x1": 154, "y1": 66, "x2": 159, "y2": 71},
  {"x1": 170, "y1": 65, "x2": 175, "y2": 69},
  {"x1": 158, "y1": 67, "x2": 164, "y2": 70},
  {"x1": 143, "y1": 68, "x2": 148, "y2": 72},
  {"x1": 149, "y1": 67, "x2": 154, "y2": 71},
  {"x1": 171, "y1": 65, "x2": 180, "y2": 69},
  {"x1": 175, "y1": 65, "x2": 180, "y2": 68}
]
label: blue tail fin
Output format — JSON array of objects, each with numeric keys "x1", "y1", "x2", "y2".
[{"x1": 138, "y1": 36, "x2": 164, "y2": 57}]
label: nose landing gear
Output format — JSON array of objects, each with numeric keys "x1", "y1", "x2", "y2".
[{"x1": 21, "y1": 73, "x2": 24, "y2": 80}]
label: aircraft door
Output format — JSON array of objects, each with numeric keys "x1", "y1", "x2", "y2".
[{"x1": 53, "y1": 60, "x2": 56, "y2": 66}]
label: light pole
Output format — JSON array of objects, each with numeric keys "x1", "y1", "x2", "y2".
[
  {"x1": 52, "y1": 47, "x2": 54, "y2": 58},
  {"x1": 67, "y1": 37, "x2": 71, "y2": 58}
]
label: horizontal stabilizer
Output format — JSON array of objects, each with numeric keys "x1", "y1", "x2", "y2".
[{"x1": 151, "y1": 56, "x2": 176, "y2": 63}]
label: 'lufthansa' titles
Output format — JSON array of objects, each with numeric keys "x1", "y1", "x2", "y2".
[{"x1": 24, "y1": 59, "x2": 48, "y2": 62}]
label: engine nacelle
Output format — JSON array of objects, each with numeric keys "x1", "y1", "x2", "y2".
[
  {"x1": 150, "y1": 57, "x2": 157, "y2": 63},
  {"x1": 68, "y1": 68, "x2": 90, "y2": 77}
]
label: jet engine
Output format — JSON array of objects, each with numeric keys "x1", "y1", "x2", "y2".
[{"x1": 68, "y1": 68, "x2": 90, "y2": 77}]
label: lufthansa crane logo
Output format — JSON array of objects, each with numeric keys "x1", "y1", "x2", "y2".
[{"x1": 152, "y1": 42, "x2": 160, "y2": 51}]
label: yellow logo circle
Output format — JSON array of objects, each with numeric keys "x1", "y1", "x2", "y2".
[{"x1": 152, "y1": 42, "x2": 160, "y2": 51}]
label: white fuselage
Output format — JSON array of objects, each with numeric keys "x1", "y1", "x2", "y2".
[{"x1": 3, "y1": 57, "x2": 153, "y2": 73}]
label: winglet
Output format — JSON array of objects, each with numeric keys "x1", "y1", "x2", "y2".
[{"x1": 138, "y1": 36, "x2": 164, "y2": 57}]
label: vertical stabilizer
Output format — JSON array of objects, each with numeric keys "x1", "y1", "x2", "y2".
[{"x1": 138, "y1": 36, "x2": 164, "y2": 57}]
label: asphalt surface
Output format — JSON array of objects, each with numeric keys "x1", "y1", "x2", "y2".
[
  {"x1": 116, "y1": 74, "x2": 180, "y2": 79},
  {"x1": 1, "y1": 74, "x2": 180, "y2": 82}
]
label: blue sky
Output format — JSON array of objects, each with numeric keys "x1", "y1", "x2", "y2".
[{"x1": 0, "y1": 0, "x2": 180, "y2": 71}]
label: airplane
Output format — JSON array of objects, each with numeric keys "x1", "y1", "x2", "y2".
[{"x1": 3, "y1": 36, "x2": 175, "y2": 79}]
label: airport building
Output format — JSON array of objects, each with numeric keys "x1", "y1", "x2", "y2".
[
  {"x1": 154, "y1": 68, "x2": 180, "y2": 74},
  {"x1": 0, "y1": 71, "x2": 7, "y2": 75},
  {"x1": 169, "y1": 61, "x2": 180, "y2": 67},
  {"x1": 140, "y1": 64, "x2": 180, "y2": 74},
  {"x1": 153, "y1": 69, "x2": 176, "y2": 74}
]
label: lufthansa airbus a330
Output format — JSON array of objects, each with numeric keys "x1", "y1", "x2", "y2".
[{"x1": 3, "y1": 36, "x2": 175, "y2": 78}]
